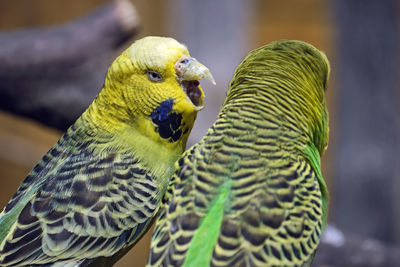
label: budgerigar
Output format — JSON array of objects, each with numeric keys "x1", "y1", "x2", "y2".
[
  {"x1": 0, "y1": 36, "x2": 215, "y2": 266},
  {"x1": 147, "y1": 40, "x2": 330, "y2": 267}
]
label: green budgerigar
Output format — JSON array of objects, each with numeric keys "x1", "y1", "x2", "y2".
[
  {"x1": 147, "y1": 40, "x2": 330, "y2": 266},
  {"x1": 0, "y1": 36, "x2": 215, "y2": 266}
]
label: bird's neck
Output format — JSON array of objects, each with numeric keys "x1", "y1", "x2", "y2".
[
  {"x1": 222, "y1": 82, "x2": 327, "y2": 154},
  {"x1": 220, "y1": 92, "x2": 306, "y2": 145},
  {"x1": 82, "y1": 85, "x2": 132, "y2": 135}
]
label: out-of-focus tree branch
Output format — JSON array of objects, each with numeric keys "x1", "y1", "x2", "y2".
[
  {"x1": 0, "y1": 0, "x2": 140, "y2": 131},
  {"x1": 314, "y1": 225, "x2": 400, "y2": 267}
]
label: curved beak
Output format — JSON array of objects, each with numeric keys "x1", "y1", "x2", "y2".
[
  {"x1": 175, "y1": 56, "x2": 216, "y2": 85},
  {"x1": 175, "y1": 56, "x2": 215, "y2": 109}
]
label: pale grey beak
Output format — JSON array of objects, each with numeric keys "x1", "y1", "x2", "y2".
[{"x1": 175, "y1": 56, "x2": 216, "y2": 85}]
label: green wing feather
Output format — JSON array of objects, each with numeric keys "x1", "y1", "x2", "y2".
[
  {"x1": 148, "y1": 40, "x2": 330, "y2": 267},
  {"x1": 0, "y1": 126, "x2": 160, "y2": 266},
  {"x1": 148, "y1": 131, "x2": 324, "y2": 267}
]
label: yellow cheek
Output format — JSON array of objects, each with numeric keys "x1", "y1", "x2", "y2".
[
  {"x1": 173, "y1": 100, "x2": 198, "y2": 127},
  {"x1": 135, "y1": 118, "x2": 162, "y2": 142}
]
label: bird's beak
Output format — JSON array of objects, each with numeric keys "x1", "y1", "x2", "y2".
[
  {"x1": 175, "y1": 56, "x2": 215, "y2": 85},
  {"x1": 175, "y1": 56, "x2": 215, "y2": 109}
]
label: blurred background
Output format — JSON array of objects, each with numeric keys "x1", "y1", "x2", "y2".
[{"x1": 0, "y1": 0, "x2": 399, "y2": 266}]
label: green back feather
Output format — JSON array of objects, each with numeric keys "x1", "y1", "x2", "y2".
[
  {"x1": 304, "y1": 143, "x2": 328, "y2": 228},
  {"x1": 183, "y1": 180, "x2": 232, "y2": 267}
]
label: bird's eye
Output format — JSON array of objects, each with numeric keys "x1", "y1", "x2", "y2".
[{"x1": 147, "y1": 70, "x2": 163, "y2": 82}]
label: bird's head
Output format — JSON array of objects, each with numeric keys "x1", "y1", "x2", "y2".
[
  {"x1": 90, "y1": 36, "x2": 214, "y2": 155},
  {"x1": 226, "y1": 40, "x2": 330, "y2": 154}
]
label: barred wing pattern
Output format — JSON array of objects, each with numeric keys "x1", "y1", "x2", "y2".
[
  {"x1": 0, "y1": 136, "x2": 159, "y2": 266},
  {"x1": 149, "y1": 147, "x2": 322, "y2": 266},
  {"x1": 149, "y1": 103, "x2": 324, "y2": 267}
]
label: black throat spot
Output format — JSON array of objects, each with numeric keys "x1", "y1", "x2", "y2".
[{"x1": 151, "y1": 99, "x2": 186, "y2": 142}]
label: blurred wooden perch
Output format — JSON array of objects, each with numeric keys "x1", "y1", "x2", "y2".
[{"x1": 0, "y1": 0, "x2": 140, "y2": 131}]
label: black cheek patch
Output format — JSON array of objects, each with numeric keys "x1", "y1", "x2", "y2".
[{"x1": 151, "y1": 99, "x2": 187, "y2": 143}]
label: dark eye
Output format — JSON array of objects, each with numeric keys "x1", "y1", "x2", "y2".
[{"x1": 147, "y1": 70, "x2": 163, "y2": 82}]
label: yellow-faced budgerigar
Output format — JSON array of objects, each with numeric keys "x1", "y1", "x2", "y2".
[
  {"x1": 147, "y1": 40, "x2": 330, "y2": 267},
  {"x1": 0, "y1": 36, "x2": 215, "y2": 266}
]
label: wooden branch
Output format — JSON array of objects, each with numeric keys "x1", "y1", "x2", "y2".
[
  {"x1": 314, "y1": 225, "x2": 400, "y2": 267},
  {"x1": 0, "y1": 0, "x2": 140, "y2": 131}
]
